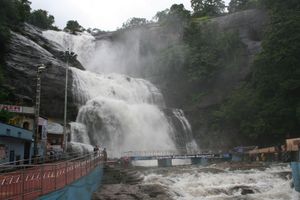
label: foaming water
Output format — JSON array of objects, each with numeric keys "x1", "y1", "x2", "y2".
[
  {"x1": 71, "y1": 68, "x2": 164, "y2": 106},
  {"x1": 142, "y1": 164, "x2": 295, "y2": 200},
  {"x1": 71, "y1": 67, "x2": 176, "y2": 157},
  {"x1": 43, "y1": 30, "x2": 95, "y2": 65}
]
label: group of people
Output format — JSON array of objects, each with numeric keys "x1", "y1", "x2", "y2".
[{"x1": 94, "y1": 145, "x2": 107, "y2": 162}]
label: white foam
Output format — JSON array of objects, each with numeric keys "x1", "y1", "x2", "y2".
[{"x1": 143, "y1": 165, "x2": 294, "y2": 200}]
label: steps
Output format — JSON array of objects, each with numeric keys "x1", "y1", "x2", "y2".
[{"x1": 102, "y1": 165, "x2": 143, "y2": 185}]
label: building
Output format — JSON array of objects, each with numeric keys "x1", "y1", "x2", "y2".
[
  {"x1": 0, "y1": 122, "x2": 33, "y2": 164},
  {"x1": 0, "y1": 104, "x2": 48, "y2": 163},
  {"x1": 47, "y1": 121, "x2": 64, "y2": 153}
]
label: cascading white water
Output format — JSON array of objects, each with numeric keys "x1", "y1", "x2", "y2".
[
  {"x1": 43, "y1": 30, "x2": 95, "y2": 65},
  {"x1": 71, "y1": 68, "x2": 176, "y2": 156},
  {"x1": 43, "y1": 30, "x2": 198, "y2": 156}
]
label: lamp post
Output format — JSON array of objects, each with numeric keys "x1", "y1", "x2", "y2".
[
  {"x1": 63, "y1": 51, "x2": 69, "y2": 153},
  {"x1": 33, "y1": 64, "x2": 46, "y2": 157},
  {"x1": 63, "y1": 50, "x2": 77, "y2": 152}
]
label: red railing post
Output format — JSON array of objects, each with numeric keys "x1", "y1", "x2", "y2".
[
  {"x1": 41, "y1": 164, "x2": 44, "y2": 195},
  {"x1": 54, "y1": 164, "x2": 57, "y2": 189},
  {"x1": 22, "y1": 166, "x2": 25, "y2": 200},
  {"x1": 65, "y1": 162, "x2": 68, "y2": 185},
  {"x1": 90, "y1": 155, "x2": 92, "y2": 171},
  {"x1": 85, "y1": 159, "x2": 87, "y2": 175},
  {"x1": 73, "y1": 162, "x2": 75, "y2": 182},
  {"x1": 81, "y1": 160, "x2": 82, "y2": 177}
]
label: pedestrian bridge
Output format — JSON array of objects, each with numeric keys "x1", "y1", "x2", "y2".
[{"x1": 122, "y1": 151, "x2": 231, "y2": 167}]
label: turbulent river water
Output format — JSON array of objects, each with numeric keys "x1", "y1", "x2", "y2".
[{"x1": 141, "y1": 164, "x2": 297, "y2": 200}]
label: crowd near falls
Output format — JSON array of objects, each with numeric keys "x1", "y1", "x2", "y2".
[{"x1": 43, "y1": 30, "x2": 199, "y2": 157}]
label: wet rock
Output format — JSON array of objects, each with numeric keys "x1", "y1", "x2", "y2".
[
  {"x1": 231, "y1": 185, "x2": 257, "y2": 195},
  {"x1": 93, "y1": 165, "x2": 172, "y2": 200},
  {"x1": 92, "y1": 184, "x2": 172, "y2": 200},
  {"x1": 4, "y1": 24, "x2": 84, "y2": 120}
]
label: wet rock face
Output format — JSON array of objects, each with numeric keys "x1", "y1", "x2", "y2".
[
  {"x1": 93, "y1": 165, "x2": 172, "y2": 200},
  {"x1": 92, "y1": 183, "x2": 172, "y2": 200},
  {"x1": 4, "y1": 24, "x2": 82, "y2": 120}
]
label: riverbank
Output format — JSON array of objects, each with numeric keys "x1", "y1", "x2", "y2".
[{"x1": 92, "y1": 164, "x2": 172, "y2": 200}]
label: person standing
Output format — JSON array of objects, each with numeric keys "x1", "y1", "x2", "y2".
[{"x1": 103, "y1": 148, "x2": 107, "y2": 162}]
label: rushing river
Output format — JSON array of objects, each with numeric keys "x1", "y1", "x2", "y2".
[{"x1": 139, "y1": 164, "x2": 297, "y2": 200}]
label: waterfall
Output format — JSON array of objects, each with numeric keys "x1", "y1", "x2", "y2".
[
  {"x1": 43, "y1": 30, "x2": 95, "y2": 66},
  {"x1": 71, "y1": 68, "x2": 175, "y2": 156},
  {"x1": 43, "y1": 30, "x2": 199, "y2": 157}
]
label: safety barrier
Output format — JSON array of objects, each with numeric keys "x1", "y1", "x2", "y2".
[{"x1": 0, "y1": 152, "x2": 103, "y2": 200}]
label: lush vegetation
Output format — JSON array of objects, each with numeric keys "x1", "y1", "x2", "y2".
[
  {"x1": 228, "y1": 0, "x2": 260, "y2": 13},
  {"x1": 213, "y1": 0, "x2": 300, "y2": 145},
  {"x1": 64, "y1": 20, "x2": 84, "y2": 34},
  {"x1": 191, "y1": 0, "x2": 225, "y2": 17},
  {"x1": 28, "y1": 9, "x2": 58, "y2": 30},
  {"x1": 122, "y1": 17, "x2": 148, "y2": 29},
  {"x1": 150, "y1": 0, "x2": 299, "y2": 147}
]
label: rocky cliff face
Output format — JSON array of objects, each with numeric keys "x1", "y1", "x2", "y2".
[
  {"x1": 183, "y1": 9, "x2": 268, "y2": 149},
  {"x1": 4, "y1": 24, "x2": 83, "y2": 121}
]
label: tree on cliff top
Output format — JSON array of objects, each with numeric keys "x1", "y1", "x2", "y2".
[
  {"x1": 28, "y1": 9, "x2": 55, "y2": 30},
  {"x1": 155, "y1": 4, "x2": 191, "y2": 24},
  {"x1": 191, "y1": 0, "x2": 225, "y2": 17},
  {"x1": 228, "y1": 0, "x2": 260, "y2": 13},
  {"x1": 155, "y1": 4, "x2": 191, "y2": 34},
  {"x1": 122, "y1": 17, "x2": 148, "y2": 29},
  {"x1": 64, "y1": 20, "x2": 84, "y2": 34}
]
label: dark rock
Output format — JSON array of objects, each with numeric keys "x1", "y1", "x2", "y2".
[
  {"x1": 4, "y1": 24, "x2": 84, "y2": 121},
  {"x1": 231, "y1": 185, "x2": 257, "y2": 195}
]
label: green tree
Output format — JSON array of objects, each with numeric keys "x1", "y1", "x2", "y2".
[
  {"x1": 155, "y1": 4, "x2": 191, "y2": 35},
  {"x1": 191, "y1": 0, "x2": 225, "y2": 17},
  {"x1": 16, "y1": 0, "x2": 31, "y2": 22},
  {"x1": 228, "y1": 0, "x2": 259, "y2": 13},
  {"x1": 216, "y1": 0, "x2": 300, "y2": 145},
  {"x1": 28, "y1": 9, "x2": 55, "y2": 29},
  {"x1": 183, "y1": 22, "x2": 244, "y2": 81},
  {"x1": 155, "y1": 4, "x2": 190, "y2": 24},
  {"x1": 122, "y1": 17, "x2": 148, "y2": 29},
  {"x1": 64, "y1": 20, "x2": 83, "y2": 34}
]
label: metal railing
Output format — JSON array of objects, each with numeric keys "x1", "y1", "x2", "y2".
[
  {"x1": 0, "y1": 151, "x2": 92, "y2": 168},
  {"x1": 0, "y1": 152, "x2": 103, "y2": 200}
]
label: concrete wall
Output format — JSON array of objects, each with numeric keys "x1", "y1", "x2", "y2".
[
  {"x1": 38, "y1": 165, "x2": 103, "y2": 200},
  {"x1": 291, "y1": 162, "x2": 300, "y2": 193},
  {"x1": 0, "y1": 137, "x2": 30, "y2": 164}
]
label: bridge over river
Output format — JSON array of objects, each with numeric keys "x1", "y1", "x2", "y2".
[{"x1": 122, "y1": 151, "x2": 232, "y2": 167}]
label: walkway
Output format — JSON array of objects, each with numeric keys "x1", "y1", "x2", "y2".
[{"x1": 0, "y1": 153, "x2": 103, "y2": 200}]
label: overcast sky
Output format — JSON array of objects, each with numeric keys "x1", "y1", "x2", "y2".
[{"x1": 30, "y1": 0, "x2": 230, "y2": 31}]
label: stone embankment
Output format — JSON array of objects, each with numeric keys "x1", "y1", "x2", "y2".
[{"x1": 92, "y1": 165, "x2": 172, "y2": 200}]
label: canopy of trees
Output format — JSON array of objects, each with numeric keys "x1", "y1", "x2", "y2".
[
  {"x1": 28, "y1": 9, "x2": 56, "y2": 30},
  {"x1": 191, "y1": 0, "x2": 225, "y2": 17},
  {"x1": 228, "y1": 0, "x2": 260, "y2": 13},
  {"x1": 215, "y1": 0, "x2": 300, "y2": 144},
  {"x1": 122, "y1": 17, "x2": 148, "y2": 29},
  {"x1": 64, "y1": 20, "x2": 84, "y2": 34}
]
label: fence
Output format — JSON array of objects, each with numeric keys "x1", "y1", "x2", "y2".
[{"x1": 0, "y1": 152, "x2": 103, "y2": 200}]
